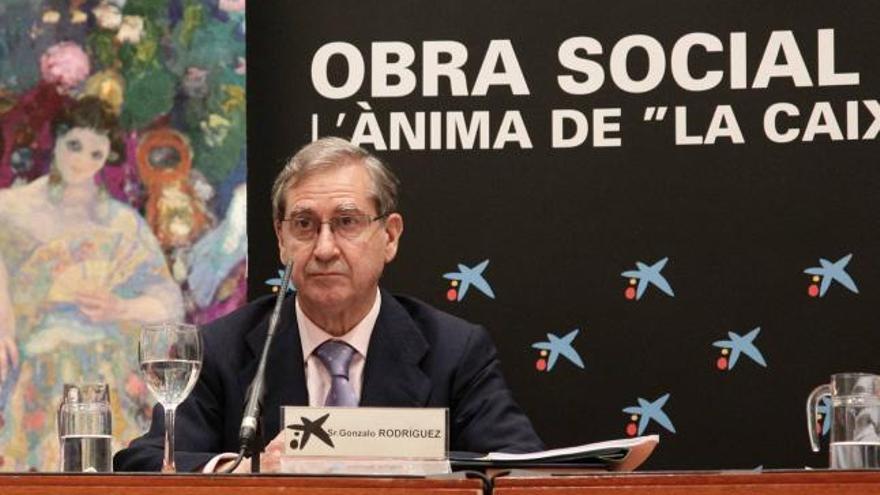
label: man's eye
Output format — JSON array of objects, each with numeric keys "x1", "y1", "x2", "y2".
[
  {"x1": 91, "y1": 150, "x2": 105, "y2": 161},
  {"x1": 293, "y1": 218, "x2": 315, "y2": 230},
  {"x1": 336, "y1": 215, "x2": 359, "y2": 228},
  {"x1": 66, "y1": 139, "x2": 82, "y2": 152}
]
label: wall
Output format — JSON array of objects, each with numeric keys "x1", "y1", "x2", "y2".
[{"x1": 247, "y1": 0, "x2": 880, "y2": 469}]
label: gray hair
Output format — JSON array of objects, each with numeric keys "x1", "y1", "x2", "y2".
[{"x1": 271, "y1": 137, "x2": 400, "y2": 221}]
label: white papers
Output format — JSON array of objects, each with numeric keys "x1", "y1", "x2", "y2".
[{"x1": 459, "y1": 435, "x2": 659, "y2": 472}]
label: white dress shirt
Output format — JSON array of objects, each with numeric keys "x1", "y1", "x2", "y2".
[
  {"x1": 203, "y1": 289, "x2": 381, "y2": 472},
  {"x1": 297, "y1": 289, "x2": 380, "y2": 406}
]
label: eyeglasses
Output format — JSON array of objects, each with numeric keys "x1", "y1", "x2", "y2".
[{"x1": 280, "y1": 212, "x2": 389, "y2": 242}]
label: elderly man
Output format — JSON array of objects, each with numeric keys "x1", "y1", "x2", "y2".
[{"x1": 114, "y1": 137, "x2": 543, "y2": 472}]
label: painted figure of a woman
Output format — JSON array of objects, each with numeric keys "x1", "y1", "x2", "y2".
[{"x1": 0, "y1": 97, "x2": 183, "y2": 470}]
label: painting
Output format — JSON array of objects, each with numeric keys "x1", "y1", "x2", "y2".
[{"x1": 0, "y1": 0, "x2": 247, "y2": 470}]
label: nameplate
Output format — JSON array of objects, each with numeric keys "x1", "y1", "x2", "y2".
[{"x1": 281, "y1": 406, "x2": 448, "y2": 459}]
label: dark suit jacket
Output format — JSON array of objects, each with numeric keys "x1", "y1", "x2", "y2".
[{"x1": 114, "y1": 290, "x2": 543, "y2": 472}]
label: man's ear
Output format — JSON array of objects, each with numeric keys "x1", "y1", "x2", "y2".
[
  {"x1": 383, "y1": 213, "x2": 404, "y2": 263},
  {"x1": 274, "y1": 220, "x2": 288, "y2": 264}
]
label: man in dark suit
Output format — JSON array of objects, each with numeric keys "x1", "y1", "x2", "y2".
[{"x1": 114, "y1": 137, "x2": 542, "y2": 472}]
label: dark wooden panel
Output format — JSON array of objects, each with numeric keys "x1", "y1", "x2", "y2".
[
  {"x1": 0, "y1": 474, "x2": 483, "y2": 495},
  {"x1": 493, "y1": 470, "x2": 880, "y2": 495}
]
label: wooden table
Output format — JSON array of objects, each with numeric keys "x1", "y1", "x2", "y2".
[
  {"x1": 0, "y1": 473, "x2": 484, "y2": 495},
  {"x1": 492, "y1": 470, "x2": 880, "y2": 495},
  {"x1": 4, "y1": 470, "x2": 879, "y2": 495}
]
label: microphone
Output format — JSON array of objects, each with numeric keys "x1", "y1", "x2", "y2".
[{"x1": 238, "y1": 261, "x2": 293, "y2": 458}]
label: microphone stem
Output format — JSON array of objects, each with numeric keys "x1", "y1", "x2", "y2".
[{"x1": 239, "y1": 261, "x2": 293, "y2": 458}]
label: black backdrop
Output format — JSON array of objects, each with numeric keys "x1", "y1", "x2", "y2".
[{"x1": 246, "y1": 0, "x2": 880, "y2": 469}]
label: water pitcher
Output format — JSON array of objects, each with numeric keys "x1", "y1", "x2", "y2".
[
  {"x1": 807, "y1": 373, "x2": 880, "y2": 469},
  {"x1": 58, "y1": 383, "x2": 113, "y2": 472}
]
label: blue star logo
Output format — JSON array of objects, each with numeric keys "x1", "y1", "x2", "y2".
[
  {"x1": 805, "y1": 253, "x2": 858, "y2": 298},
  {"x1": 712, "y1": 327, "x2": 767, "y2": 371},
  {"x1": 623, "y1": 393, "x2": 676, "y2": 436},
  {"x1": 443, "y1": 259, "x2": 495, "y2": 302},
  {"x1": 531, "y1": 329, "x2": 585, "y2": 372},
  {"x1": 622, "y1": 257, "x2": 674, "y2": 300},
  {"x1": 816, "y1": 396, "x2": 832, "y2": 437},
  {"x1": 266, "y1": 268, "x2": 295, "y2": 293}
]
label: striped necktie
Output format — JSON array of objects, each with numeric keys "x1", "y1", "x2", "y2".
[{"x1": 314, "y1": 339, "x2": 358, "y2": 407}]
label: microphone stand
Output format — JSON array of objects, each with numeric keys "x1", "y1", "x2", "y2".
[{"x1": 223, "y1": 261, "x2": 292, "y2": 473}]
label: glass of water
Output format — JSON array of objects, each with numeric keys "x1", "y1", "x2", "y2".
[
  {"x1": 58, "y1": 383, "x2": 112, "y2": 472},
  {"x1": 139, "y1": 322, "x2": 202, "y2": 473}
]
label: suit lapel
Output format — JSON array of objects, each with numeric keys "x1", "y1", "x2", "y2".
[
  {"x1": 237, "y1": 293, "x2": 308, "y2": 439},
  {"x1": 360, "y1": 291, "x2": 432, "y2": 407}
]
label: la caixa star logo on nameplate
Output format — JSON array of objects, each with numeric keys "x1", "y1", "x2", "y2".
[
  {"x1": 286, "y1": 412, "x2": 335, "y2": 450},
  {"x1": 282, "y1": 407, "x2": 449, "y2": 459}
]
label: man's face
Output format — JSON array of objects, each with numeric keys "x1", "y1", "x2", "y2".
[{"x1": 275, "y1": 163, "x2": 403, "y2": 316}]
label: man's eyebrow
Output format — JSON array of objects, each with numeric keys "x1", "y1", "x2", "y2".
[
  {"x1": 288, "y1": 206, "x2": 315, "y2": 216},
  {"x1": 334, "y1": 203, "x2": 363, "y2": 214}
]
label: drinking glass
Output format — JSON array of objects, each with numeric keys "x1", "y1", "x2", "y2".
[
  {"x1": 58, "y1": 383, "x2": 112, "y2": 472},
  {"x1": 807, "y1": 373, "x2": 880, "y2": 468},
  {"x1": 139, "y1": 322, "x2": 202, "y2": 473}
]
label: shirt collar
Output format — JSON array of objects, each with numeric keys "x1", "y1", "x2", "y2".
[{"x1": 297, "y1": 288, "x2": 381, "y2": 360}]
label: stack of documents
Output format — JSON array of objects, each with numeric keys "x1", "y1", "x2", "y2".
[{"x1": 451, "y1": 435, "x2": 658, "y2": 472}]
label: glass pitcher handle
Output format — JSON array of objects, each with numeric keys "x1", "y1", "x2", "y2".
[{"x1": 807, "y1": 384, "x2": 831, "y2": 452}]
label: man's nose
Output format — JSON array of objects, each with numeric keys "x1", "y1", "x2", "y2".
[{"x1": 312, "y1": 223, "x2": 340, "y2": 260}]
